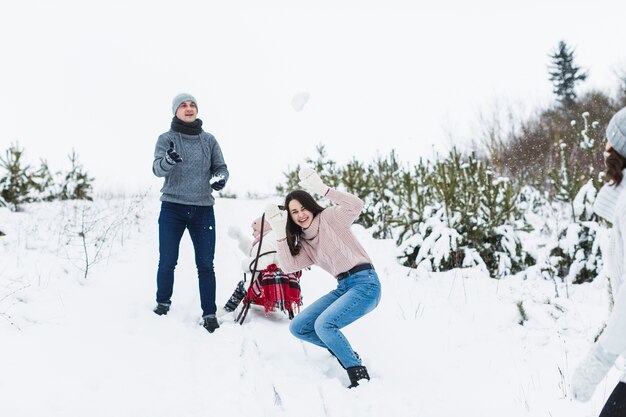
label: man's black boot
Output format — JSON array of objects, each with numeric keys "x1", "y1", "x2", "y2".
[
  {"x1": 203, "y1": 315, "x2": 220, "y2": 333},
  {"x1": 346, "y1": 366, "x2": 370, "y2": 388},
  {"x1": 153, "y1": 303, "x2": 170, "y2": 316}
]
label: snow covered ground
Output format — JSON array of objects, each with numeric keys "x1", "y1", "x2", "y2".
[{"x1": 0, "y1": 194, "x2": 622, "y2": 416}]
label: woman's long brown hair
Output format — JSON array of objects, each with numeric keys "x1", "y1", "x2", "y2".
[
  {"x1": 283, "y1": 190, "x2": 325, "y2": 256},
  {"x1": 605, "y1": 147, "x2": 626, "y2": 186}
]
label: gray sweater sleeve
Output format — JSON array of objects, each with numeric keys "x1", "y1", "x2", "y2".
[
  {"x1": 208, "y1": 134, "x2": 229, "y2": 182},
  {"x1": 152, "y1": 133, "x2": 175, "y2": 177}
]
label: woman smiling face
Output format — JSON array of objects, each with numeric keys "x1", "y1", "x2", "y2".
[{"x1": 288, "y1": 199, "x2": 313, "y2": 229}]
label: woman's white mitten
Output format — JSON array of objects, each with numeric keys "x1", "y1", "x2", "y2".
[
  {"x1": 298, "y1": 167, "x2": 329, "y2": 196},
  {"x1": 264, "y1": 204, "x2": 287, "y2": 240},
  {"x1": 571, "y1": 344, "x2": 618, "y2": 402}
]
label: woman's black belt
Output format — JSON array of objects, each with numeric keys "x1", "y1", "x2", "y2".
[{"x1": 337, "y1": 263, "x2": 374, "y2": 281}]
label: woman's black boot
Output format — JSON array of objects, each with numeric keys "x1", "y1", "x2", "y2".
[{"x1": 346, "y1": 366, "x2": 370, "y2": 388}]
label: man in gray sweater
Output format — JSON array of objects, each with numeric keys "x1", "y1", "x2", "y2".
[{"x1": 152, "y1": 93, "x2": 229, "y2": 333}]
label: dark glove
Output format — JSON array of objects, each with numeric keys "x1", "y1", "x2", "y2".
[
  {"x1": 211, "y1": 179, "x2": 226, "y2": 191},
  {"x1": 165, "y1": 141, "x2": 183, "y2": 164}
]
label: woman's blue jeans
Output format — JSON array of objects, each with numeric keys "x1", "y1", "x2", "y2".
[
  {"x1": 289, "y1": 269, "x2": 381, "y2": 368},
  {"x1": 156, "y1": 202, "x2": 216, "y2": 317}
]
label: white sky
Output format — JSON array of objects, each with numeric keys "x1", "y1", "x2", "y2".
[{"x1": 1, "y1": 0, "x2": 625, "y2": 195}]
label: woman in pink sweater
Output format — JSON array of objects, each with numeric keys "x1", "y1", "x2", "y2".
[{"x1": 265, "y1": 168, "x2": 382, "y2": 388}]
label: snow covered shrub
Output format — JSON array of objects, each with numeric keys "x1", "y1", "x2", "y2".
[
  {"x1": 277, "y1": 145, "x2": 534, "y2": 278},
  {"x1": 398, "y1": 207, "x2": 467, "y2": 273},
  {"x1": 543, "y1": 181, "x2": 603, "y2": 284},
  {"x1": 542, "y1": 111, "x2": 605, "y2": 285},
  {"x1": 549, "y1": 142, "x2": 592, "y2": 208},
  {"x1": 388, "y1": 160, "x2": 432, "y2": 244},
  {"x1": 358, "y1": 152, "x2": 401, "y2": 239},
  {"x1": 340, "y1": 158, "x2": 371, "y2": 198},
  {"x1": 397, "y1": 149, "x2": 533, "y2": 278}
]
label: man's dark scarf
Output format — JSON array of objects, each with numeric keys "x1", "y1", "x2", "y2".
[{"x1": 171, "y1": 117, "x2": 203, "y2": 135}]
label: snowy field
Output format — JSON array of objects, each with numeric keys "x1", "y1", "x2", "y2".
[{"x1": 0, "y1": 194, "x2": 622, "y2": 417}]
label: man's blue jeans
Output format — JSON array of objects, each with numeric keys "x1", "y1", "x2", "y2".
[
  {"x1": 289, "y1": 269, "x2": 381, "y2": 368},
  {"x1": 156, "y1": 202, "x2": 217, "y2": 317}
]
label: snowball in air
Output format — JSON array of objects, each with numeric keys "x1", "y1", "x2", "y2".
[{"x1": 291, "y1": 92, "x2": 310, "y2": 112}]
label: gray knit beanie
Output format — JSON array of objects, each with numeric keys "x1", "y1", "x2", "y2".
[
  {"x1": 172, "y1": 93, "x2": 197, "y2": 115},
  {"x1": 607, "y1": 106, "x2": 626, "y2": 157}
]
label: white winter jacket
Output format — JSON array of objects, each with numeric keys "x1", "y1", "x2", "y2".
[
  {"x1": 595, "y1": 175, "x2": 626, "y2": 381},
  {"x1": 235, "y1": 230, "x2": 280, "y2": 279}
]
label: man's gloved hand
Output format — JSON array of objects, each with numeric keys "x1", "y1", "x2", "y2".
[
  {"x1": 165, "y1": 141, "x2": 183, "y2": 164},
  {"x1": 210, "y1": 175, "x2": 226, "y2": 191},
  {"x1": 298, "y1": 167, "x2": 329, "y2": 196},
  {"x1": 264, "y1": 204, "x2": 287, "y2": 240},
  {"x1": 571, "y1": 344, "x2": 618, "y2": 402},
  {"x1": 211, "y1": 180, "x2": 226, "y2": 191}
]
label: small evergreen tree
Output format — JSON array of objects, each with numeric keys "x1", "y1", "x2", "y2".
[
  {"x1": 275, "y1": 164, "x2": 301, "y2": 195},
  {"x1": 548, "y1": 40, "x2": 588, "y2": 108},
  {"x1": 548, "y1": 111, "x2": 603, "y2": 208},
  {"x1": 340, "y1": 158, "x2": 373, "y2": 227},
  {"x1": 31, "y1": 160, "x2": 58, "y2": 202},
  {"x1": 458, "y1": 152, "x2": 529, "y2": 276},
  {"x1": 0, "y1": 143, "x2": 37, "y2": 211},
  {"x1": 306, "y1": 144, "x2": 341, "y2": 190},
  {"x1": 276, "y1": 145, "x2": 535, "y2": 278},
  {"x1": 544, "y1": 181, "x2": 602, "y2": 286},
  {"x1": 543, "y1": 111, "x2": 604, "y2": 286},
  {"x1": 361, "y1": 152, "x2": 401, "y2": 239},
  {"x1": 58, "y1": 150, "x2": 94, "y2": 201},
  {"x1": 341, "y1": 158, "x2": 371, "y2": 197},
  {"x1": 397, "y1": 149, "x2": 532, "y2": 278},
  {"x1": 388, "y1": 160, "x2": 432, "y2": 244},
  {"x1": 276, "y1": 144, "x2": 340, "y2": 195}
]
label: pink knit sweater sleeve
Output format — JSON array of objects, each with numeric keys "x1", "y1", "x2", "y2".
[
  {"x1": 276, "y1": 239, "x2": 314, "y2": 274},
  {"x1": 324, "y1": 188, "x2": 364, "y2": 226}
]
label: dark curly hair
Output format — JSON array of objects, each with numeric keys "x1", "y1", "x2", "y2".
[
  {"x1": 283, "y1": 190, "x2": 325, "y2": 256},
  {"x1": 605, "y1": 147, "x2": 626, "y2": 186}
]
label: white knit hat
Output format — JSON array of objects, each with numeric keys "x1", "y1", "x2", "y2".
[
  {"x1": 172, "y1": 93, "x2": 197, "y2": 115},
  {"x1": 607, "y1": 106, "x2": 626, "y2": 157}
]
